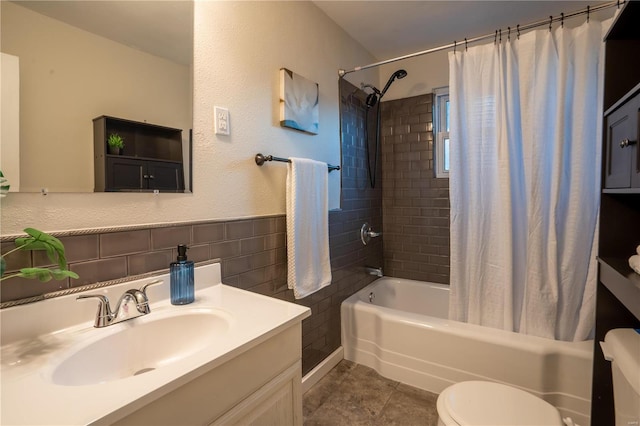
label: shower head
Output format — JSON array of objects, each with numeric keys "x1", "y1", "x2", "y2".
[
  {"x1": 361, "y1": 69, "x2": 407, "y2": 108},
  {"x1": 365, "y1": 92, "x2": 378, "y2": 108},
  {"x1": 361, "y1": 83, "x2": 381, "y2": 108},
  {"x1": 380, "y1": 69, "x2": 408, "y2": 97}
]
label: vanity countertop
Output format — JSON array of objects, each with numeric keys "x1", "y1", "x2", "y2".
[{"x1": 0, "y1": 263, "x2": 310, "y2": 425}]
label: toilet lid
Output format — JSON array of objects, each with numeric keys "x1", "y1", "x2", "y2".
[{"x1": 442, "y1": 381, "x2": 563, "y2": 426}]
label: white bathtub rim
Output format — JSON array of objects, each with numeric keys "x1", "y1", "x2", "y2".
[
  {"x1": 359, "y1": 276, "x2": 445, "y2": 289},
  {"x1": 343, "y1": 306, "x2": 593, "y2": 399},
  {"x1": 344, "y1": 337, "x2": 591, "y2": 401},
  {"x1": 345, "y1": 282, "x2": 594, "y2": 358}
]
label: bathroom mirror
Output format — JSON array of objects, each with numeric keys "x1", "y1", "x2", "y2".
[{"x1": 0, "y1": 1, "x2": 193, "y2": 193}]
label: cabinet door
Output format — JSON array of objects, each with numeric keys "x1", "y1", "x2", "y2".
[
  {"x1": 631, "y1": 95, "x2": 640, "y2": 188},
  {"x1": 604, "y1": 97, "x2": 638, "y2": 189},
  {"x1": 147, "y1": 161, "x2": 184, "y2": 191},
  {"x1": 209, "y1": 362, "x2": 302, "y2": 426},
  {"x1": 106, "y1": 157, "x2": 146, "y2": 190}
]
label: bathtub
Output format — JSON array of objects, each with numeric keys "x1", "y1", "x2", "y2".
[{"x1": 341, "y1": 277, "x2": 594, "y2": 425}]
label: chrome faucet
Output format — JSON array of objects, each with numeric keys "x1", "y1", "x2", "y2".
[
  {"x1": 77, "y1": 279, "x2": 162, "y2": 328},
  {"x1": 364, "y1": 266, "x2": 383, "y2": 277}
]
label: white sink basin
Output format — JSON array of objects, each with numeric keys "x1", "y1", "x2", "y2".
[{"x1": 49, "y1": 309, "x2": 230, "y2": 386}]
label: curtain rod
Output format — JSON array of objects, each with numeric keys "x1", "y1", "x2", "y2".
[{"x1": 338, "y1": 0, "x2": 619, "y2": 77}]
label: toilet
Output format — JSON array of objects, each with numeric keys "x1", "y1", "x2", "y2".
[
  {"x1": 436, "y1": 381, "x2": 564, "y2": 426},
  {"x1": 600, "y1": 328, "x2": 640, "y2": 426},
  {"x1": 436, "y1": 328, "x2": 640, "y2": 426}
]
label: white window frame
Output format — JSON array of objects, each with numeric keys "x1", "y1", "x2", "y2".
[{"x1": 433, "y1": 87, "x2": 450, "y2": 178}]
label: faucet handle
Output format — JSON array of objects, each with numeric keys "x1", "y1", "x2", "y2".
[
  {"x1": 360, "y1": 223, "x2": 382, "y2": 245},
  {"x1": 140, "y1": 279, "x2": 163, "y2": 297},
  {"x1": 76, "y1": 294, "x2": 112, "y2": 328}
]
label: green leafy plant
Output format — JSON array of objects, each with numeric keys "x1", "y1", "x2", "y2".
[
  {"x1": 0, "y1": 170, "x2": 10, "y2": 197},
  {"x1": 107, "y1": 133, "x2": 125, "y2": 149},
  {"x1": 0, "y1": 228, "x2": 79, "y2": 282}
]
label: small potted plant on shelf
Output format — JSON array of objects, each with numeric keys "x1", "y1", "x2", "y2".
[{"x1": 107, "y1": 133, "x2": 125, "y2": 155}]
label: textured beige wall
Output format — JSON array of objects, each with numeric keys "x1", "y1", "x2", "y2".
[
  {"x1": 378, "y1": 49, "x2": 449, "y2": 101},
  {"x1": 1, "y1": 2, "x2": 191, "y2": 193},
  {"x1": 1, "y1": 1, "x2": 376, "y2": 235}
]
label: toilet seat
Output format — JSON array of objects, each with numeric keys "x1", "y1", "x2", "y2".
[{"x1": 437, "y1": 381, "x2": 563, "y2": 426}]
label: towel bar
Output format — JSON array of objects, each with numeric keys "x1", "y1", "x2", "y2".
[{"x1": 255, "y1": 153, "x2": 340, "y2": 172}]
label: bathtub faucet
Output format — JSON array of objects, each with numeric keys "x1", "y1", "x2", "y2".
[{"x1": 364, "y1": 266, "x2": 383, "y2": 277}]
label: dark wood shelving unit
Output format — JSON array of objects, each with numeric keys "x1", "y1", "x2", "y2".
[
  {"x1": 597, "y1": 257, "x2": 640, "y2": 318},
  {"x1": 93, "y1": 116, "x2": 185, "y2": 192},
  {"x1": 592, "y1": 2, "x2": 640, "y2": 425}
]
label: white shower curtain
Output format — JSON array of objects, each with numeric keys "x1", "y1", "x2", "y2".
[{"x1": 448, "y1": 19, "x2": 611, "y2": 342}]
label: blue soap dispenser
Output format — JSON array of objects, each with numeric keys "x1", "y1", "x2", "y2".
[{"x1": 170, "y1": 244, "x2": 194, "y2": 305}]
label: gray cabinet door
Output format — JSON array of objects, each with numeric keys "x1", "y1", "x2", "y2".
[
  {"x1": 604, "y1": 94, "x2": 639, "y2": 189},
  {"x1": 631, "y1": 95, "x2": 640, "y2": 188}
]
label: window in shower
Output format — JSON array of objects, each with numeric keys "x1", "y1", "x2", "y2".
[{"x1": 434, "y1": 87, "x2": 450, "y2": 178}]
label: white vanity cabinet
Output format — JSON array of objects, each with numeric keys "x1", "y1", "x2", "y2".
[
  {"x1": 0, "y1": 263, "x2": 310, "y2": 426},
  {"x1": 114, "y1": 324, "x2": 303, "y2": 426}
]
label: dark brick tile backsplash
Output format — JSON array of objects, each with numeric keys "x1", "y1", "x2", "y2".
[
  {"x1": 100, "y1": 229, "x2": 151, "y2": 257},
  {"x1": 69, "y1": 257, "x2": 128, "y2": 288},
  {"x1": 0, "y1": 275, "x2": 65, "y2": 303},
  {"x1": 33, "y1": 234, "x2": 99, "y2": 267},
  {"x1": 151, "y1": 226, "x2": 191, "y2": 250},
  {"x1": 192, "y1": 223, "x2": 225, "y2": 244},
  {"x1": 1, "y1": 242, "x2": 32, "y2": 273},
  {"x1": 225, "y1": 220, "x2": 254, "y2": 240},
  {"x1": 128, "y1": 250, "x2": 174, "y2": 276}
]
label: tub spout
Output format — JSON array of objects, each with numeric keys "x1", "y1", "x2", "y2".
[{"x1": 365, "y1": 266, "x2": 383, "y2": 277}]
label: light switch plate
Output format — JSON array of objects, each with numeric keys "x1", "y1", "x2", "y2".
[{"x1": 214, "y1": 106, "x2": 230, "y2": 135}]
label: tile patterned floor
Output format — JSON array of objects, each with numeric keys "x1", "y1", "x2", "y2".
[{"x1": 303, "y1": 360, "x2": 439, "y2": 426}]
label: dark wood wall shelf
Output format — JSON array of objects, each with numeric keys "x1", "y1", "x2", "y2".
[
  {"x1": 597, "y1": 257, "x2": 640, "y2": 319},
  {"x1": 94, "y1": 116, "x2": 185, "y2": 192},
  {"x1": 602, "y1": 188, "x2": 640, "y2": 194}
]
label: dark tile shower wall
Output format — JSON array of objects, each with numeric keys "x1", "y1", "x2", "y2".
[
  {"x1": 380, "y1": 94, "x2": 450, "y2": 284},
  {"x1": 0, "y1": 79, "x2": 382, "y2": 376}
]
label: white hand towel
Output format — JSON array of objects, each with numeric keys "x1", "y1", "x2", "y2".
[
  {"x1": 629, "y1": 245, "x2": 640, "y2": 275},
  {"x1": 286, "y1": 157, "x2": 332, "y2": 299},
  {"x1": 630, "y1": 255, "x2": 640, "y2": 275},
  {"x1": 629, "y1": 254, "x2": 640, "y2": 274}
]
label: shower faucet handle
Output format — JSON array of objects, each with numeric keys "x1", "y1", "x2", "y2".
[{"x1": 360, "y1": 223, "x2": 382, "y2": 245}]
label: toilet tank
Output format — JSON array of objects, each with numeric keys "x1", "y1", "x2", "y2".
[{"x1": 601, "y1": 329, "x2": 640, "y2": 426}]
